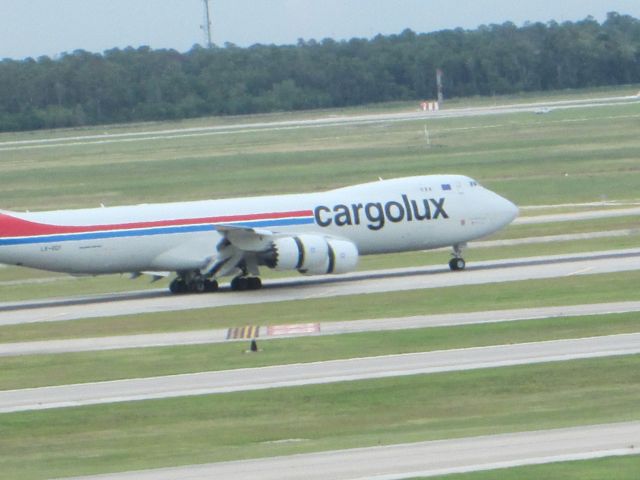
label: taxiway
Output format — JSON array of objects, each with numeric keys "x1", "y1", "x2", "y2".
[
  {"x1": 56, "y1": 421, "x2": 640, "y2": 480},
  {"x1": 2, "y1": 332, "x2": 639, "y2": 413},
  {"x1": 1, "y1": 248, "x2": 640, "y2": 325}
]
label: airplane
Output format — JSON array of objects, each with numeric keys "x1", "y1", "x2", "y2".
[{"x1": 0, "y1": 174, "x2": 518, "y2": 294}]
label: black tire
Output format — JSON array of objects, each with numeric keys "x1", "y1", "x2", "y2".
[
  {"x1": 248, "y1": 277, "x2": 262, "y2": 290},
  {"x1": 169, "y1": 278, "x2": 187, "y2": 294},
  {"x1": 230, "y1": 276, "x2": 249, "y2": 291},
  {"x1": 192, "y1": 278, "x2": 206, "y2": 293},
  {"x1": 449, "y1": 258, "x2": 466, "y2": 271}
]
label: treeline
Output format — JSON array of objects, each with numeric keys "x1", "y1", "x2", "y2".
[{"x1": 1, "y1": 12, "x2": 640, "y2": 132}]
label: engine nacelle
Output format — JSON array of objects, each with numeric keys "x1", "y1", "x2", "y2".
[
  {"x1": 263, "y1": 234, "x2": 358, "y2": 275},
  {"x1": 323, "y1": 238, "x2": 359, "y2": 274}
]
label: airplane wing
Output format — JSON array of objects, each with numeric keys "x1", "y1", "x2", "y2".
[
  {"x1": 142, "y1": 224, "x2": 280, "y2": 282},
  {"x1": 202, "y1": 224, "x2": 279, "y2": 278},
  {"x1": 214, "y1": 224, "x2": 275, "y2": 251}
]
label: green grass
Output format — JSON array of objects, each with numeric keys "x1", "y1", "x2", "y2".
[
  {"x1": 1, "y1": 96, "x2": 640, "y2": 211},
  {"x1": 423, "y1": 455, "x2": 640, "y2": 480},
  {"x1": 3, "y1": 269, "x2": 639, "y2": 343},
  {"x1": 361, "y1": 235, "x2": 640, "y2": 272},
  {"x1": 2, "y1": 311, "x2": 640, "y2": 390},
  {"x1": 2, "y1": 88, "x2": 640, "y2": 479},
  {"x1": 2, "y1": 356, "x2": 639, "y2": 480},
  {"x1": 0, "y1": 271, "x2": 161, "y2": 302},
  {"x1": 495, "y1": 215, "x2": 640, "y2": 239}
]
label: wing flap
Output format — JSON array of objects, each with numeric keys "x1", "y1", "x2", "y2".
[{"x1": 215, "y1": 224, "x2": 275, "y2": 252}]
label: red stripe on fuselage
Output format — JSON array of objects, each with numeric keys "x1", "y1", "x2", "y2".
[{"x1": 0, "y1": 210, "x2": 313, "y2": 238}]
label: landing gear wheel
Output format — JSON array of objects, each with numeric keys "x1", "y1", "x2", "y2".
[
  {"x1": 449, "y1": 243, "x2": 467, "y2": 272},
  {"x1": 231, "y1": 276, "x2": 262, "y2": 291},
  {"x1": 230, "y1": 276, "x2": 248, "y2": 291},
  {"x1": 191, "y1": 278, "x2": 206, "y2": 293},
  {"x1": 204, "y1": 279, "x2": 219, "y2": 292},
  {"x1": 170, "y1": 276, "x2": 218, "y2": 294},
  {"x1": 449, "y1": 257, "x2": 466, "y2": 271},
  {"x1": 169, "y1": 278, "x2": 188, "y2": 294}
]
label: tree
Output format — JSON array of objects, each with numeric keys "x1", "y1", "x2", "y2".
[{"x1": 1, "y1": 13, "x2": 640, "y2": 132}]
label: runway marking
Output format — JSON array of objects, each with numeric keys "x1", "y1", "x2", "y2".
[
  {"x1": 565, "y1": 267, "x2": 594, "y2": 276},
  {"x1": 267, "y1": 323, "x2": 320, "y2": 336},
  {"x1": 226, "y1": 325, "x2": 260, "y2": 340}
]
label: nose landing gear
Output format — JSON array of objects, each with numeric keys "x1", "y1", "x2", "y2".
[
  {"x1": 449, "y1": 257, "x2": 466, "y2": 271},
  {"x1": 449, "y1": 243, "x2": 466, "y2": 271}
]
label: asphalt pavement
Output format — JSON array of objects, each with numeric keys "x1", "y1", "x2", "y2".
[
  {"x1": 57, "y1": 422, "x2": 640, "y2": 480},
  {"x1": 2, "y1": 248, "x2": 640, "y2": 325}
]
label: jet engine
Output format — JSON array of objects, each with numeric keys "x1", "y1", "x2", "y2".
[{"x1": 262, "y1": 234, "x2": 358, "y2": 275}]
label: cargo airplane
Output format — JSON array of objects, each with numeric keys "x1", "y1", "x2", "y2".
[{"x1": 0, "y1": 175, "x2": 518, "y2": 294}]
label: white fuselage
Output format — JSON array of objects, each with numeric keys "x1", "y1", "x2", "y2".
[{"x1": 0, "y1": 175, "x2": 518, "y2": 275}]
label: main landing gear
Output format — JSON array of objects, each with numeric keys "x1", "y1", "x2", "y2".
[
  {"x1": 230, "y1": 276, "x2": 262, "y2": 291},
  {"x1": 449, "y1": 244, "x2": 466, "y2": 271},
  {"x1": 169, "y1": 273, "x2": 263, "y2": 294},
  {"x1": 169, "y1": 275, "x2": 218, "y2": 294}
]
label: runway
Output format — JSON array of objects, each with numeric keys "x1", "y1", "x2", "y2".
[
  {"x1": 2, "y1": 333, "x2": 639, "y2": 413},
  {"x1": 2, "y1": 300, "x2": 640, "y2": 356},
  {"x1": 1, "y1": 248, "x2": 640, "y2": 325},
  {"x1": 2, "y1": 94, "x2": 638, "y2": 153},
  {"x1": 57, "y1": 421, "x2": 640, "y2": 480}
]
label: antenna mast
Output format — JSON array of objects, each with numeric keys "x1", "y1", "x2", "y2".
[{"x1": 202, "y1": 0, "x2": 213, "y2": 48}]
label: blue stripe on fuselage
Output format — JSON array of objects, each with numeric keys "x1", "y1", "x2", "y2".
[{"x1": 0, "y1": 217, "x2": 315, "y2": 246}]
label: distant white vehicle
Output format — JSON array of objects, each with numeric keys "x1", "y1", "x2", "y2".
[
  {"x1": 534, "y1": 107, "x2": 552, "y2": 114},
  {"x1": 0, "y1": 175, "x2": 518, "y2": 294}
]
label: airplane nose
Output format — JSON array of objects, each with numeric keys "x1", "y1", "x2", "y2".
[{"x1": 500, "y1": 196, "x2": 519, "y2": 226}]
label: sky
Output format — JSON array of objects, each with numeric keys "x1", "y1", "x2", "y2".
[{"x1": 2, "y1": 0, "x2": 640, "y2": 60}]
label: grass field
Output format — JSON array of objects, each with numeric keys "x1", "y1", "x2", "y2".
[
  {"x1": 1, "y1": 90, "x2": 639, "y2": 211},
  {"x1": 2, "y1": 269, "x2": 640, "y2": 343},
  {"x1": 2, "y1": 87, "x2": 640, "y2": 479},
  {"x1": 2, "y1": 311, "x2": 640, "y2": 390},
  {"x1": 424, "y1": 455, "x2": 640, "y2": 480},
  {"x1": 2, "y1": 356, "x2": 639, "y2": 479}
]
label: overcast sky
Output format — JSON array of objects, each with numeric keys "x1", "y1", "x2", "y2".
[{"x1": 2, "y1": 0, "x2": 640, "y2": 59}]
